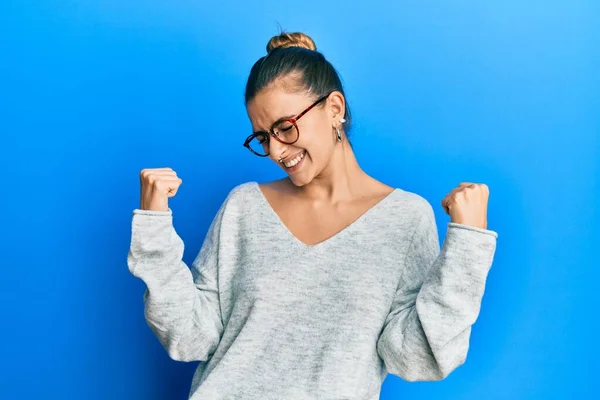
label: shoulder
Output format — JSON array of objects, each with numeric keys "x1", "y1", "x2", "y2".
[
  {"x1": 216, "y1": 180, "x2": 262, "y2": 217},
  {"x1": 203, "y1": 181, "x2": 261, "y2": 233},
  {"x1": 384, "y1": 189, "x2": 441, "y2": 254},
  {"x1": 226, "y1": 181, "x2": 259, "y2": 200},
  {"x1": 387, "y1": 187, "x2": 436, "y2": 219},
  {"x1": 365, "y1": 177, "x2": 434, "y2": 218}
]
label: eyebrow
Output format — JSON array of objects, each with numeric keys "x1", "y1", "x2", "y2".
[{"x1": 252, "y1": 114, "x2": 295, "y2": 135}]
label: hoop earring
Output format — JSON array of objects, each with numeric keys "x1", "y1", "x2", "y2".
[{"x1": 336, "y1": 126, "x2": 342, "y2": 142}]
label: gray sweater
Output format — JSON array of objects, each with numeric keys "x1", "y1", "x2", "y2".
[{"x1": 127, "y1": 181, "x2": 498, "y2": 400}]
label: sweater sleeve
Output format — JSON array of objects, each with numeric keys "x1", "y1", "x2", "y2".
[
  {"x1": 126, "y1": 205, "x2": 225, "y2": 362},
  {"x1": 376, "y1": 201, "x2": 498, "y2": 381}
]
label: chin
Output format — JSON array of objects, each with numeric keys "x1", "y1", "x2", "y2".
[
  {"x1": 288, "y1": 174, "x2": 308, "y2": 187},
  {"x1": 288, "y1": 169, "x2": 314, "y2": 187}
]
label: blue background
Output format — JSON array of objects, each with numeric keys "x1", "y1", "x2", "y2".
[{"x1": 1, "y1": 0, "x2": 598, "y2": 399}]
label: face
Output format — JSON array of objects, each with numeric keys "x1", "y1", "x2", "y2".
[{"x1": 246, "y1": 81, "x2": 345, "y2": 187}]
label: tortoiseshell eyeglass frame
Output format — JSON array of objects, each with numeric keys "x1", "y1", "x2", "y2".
[{"x1": 243, "y1": 91, "x2": 333, "y2": 157}]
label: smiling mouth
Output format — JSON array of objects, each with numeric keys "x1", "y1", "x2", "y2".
[{"x1": 282, "y1": 150, "x2": 306, "y2": 169}]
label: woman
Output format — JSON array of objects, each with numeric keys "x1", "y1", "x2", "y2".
[{"x1": 127, "y1": 32, "x2": 498, "y2": 400}]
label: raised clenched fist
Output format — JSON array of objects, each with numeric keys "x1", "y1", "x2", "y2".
[
  {"x1": 139, "y1": 167, "x2": 183, "y2": 212},
  {"x1": 441, "y1": 182, "x2": 490, "y2": 230}
]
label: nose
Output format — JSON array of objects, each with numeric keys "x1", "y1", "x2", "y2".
[{"x1": 269, "y1": 136, "x2": 288, "y2": 161}]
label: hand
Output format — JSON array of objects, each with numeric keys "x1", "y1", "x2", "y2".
[
  {"x1": 139, "y1": 167, "x2": 183, "y2": 212},
  {"x1": 441, "y1": 182, "x2": 489, "y2": 230}
]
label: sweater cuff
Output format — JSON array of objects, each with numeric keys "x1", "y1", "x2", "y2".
[
  {"x1": 133, "y1": 208, "x2": 172, "y2": 216},
  {"x1": 443, "y1": 222, "x2": 498, "y2": 270},
  {"x1": 448, "y1": 222, "x2": 498, "y2": 239}
]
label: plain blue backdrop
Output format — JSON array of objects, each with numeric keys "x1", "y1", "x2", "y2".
[{"x1": 1, "y1": 0, "x2": 598, "y2": 399}]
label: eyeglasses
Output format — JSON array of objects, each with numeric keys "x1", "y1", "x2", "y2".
[{"x1": 243, "y1": 92, "x2": 333, "y2": 157}]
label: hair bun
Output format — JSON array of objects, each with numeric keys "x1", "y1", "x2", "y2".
[{"x1": 266, "y1": 32, "x2": 317, "y2": 53}]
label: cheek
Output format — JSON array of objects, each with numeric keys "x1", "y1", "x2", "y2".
[
  {"x1": 308, "y1": 132, "x2": 334, "y2": 163},
  {"x1": 300, "y1": 122, "x2": 332, "y2": 156}
]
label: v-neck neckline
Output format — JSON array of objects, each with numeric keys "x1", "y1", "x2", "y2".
[{"x1": 251, "y1": 181, "x2": 399, "y2": 251}]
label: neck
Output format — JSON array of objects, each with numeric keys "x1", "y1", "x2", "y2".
[{"x1": 295, "y1": 139, "x2": 371, "y2": 203}]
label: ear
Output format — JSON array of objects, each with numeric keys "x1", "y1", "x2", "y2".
[{"x1": 327, "y1": 91, "x2": 346, "y2": 127}]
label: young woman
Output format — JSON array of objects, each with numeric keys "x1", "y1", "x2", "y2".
[{"x1": 127, "y1": 32, "x2": 498, "y2": 400}]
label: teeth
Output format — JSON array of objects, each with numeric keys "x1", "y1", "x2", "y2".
[{"x1": 284, "y1": 151, "x2": 305, "y2": 168}]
